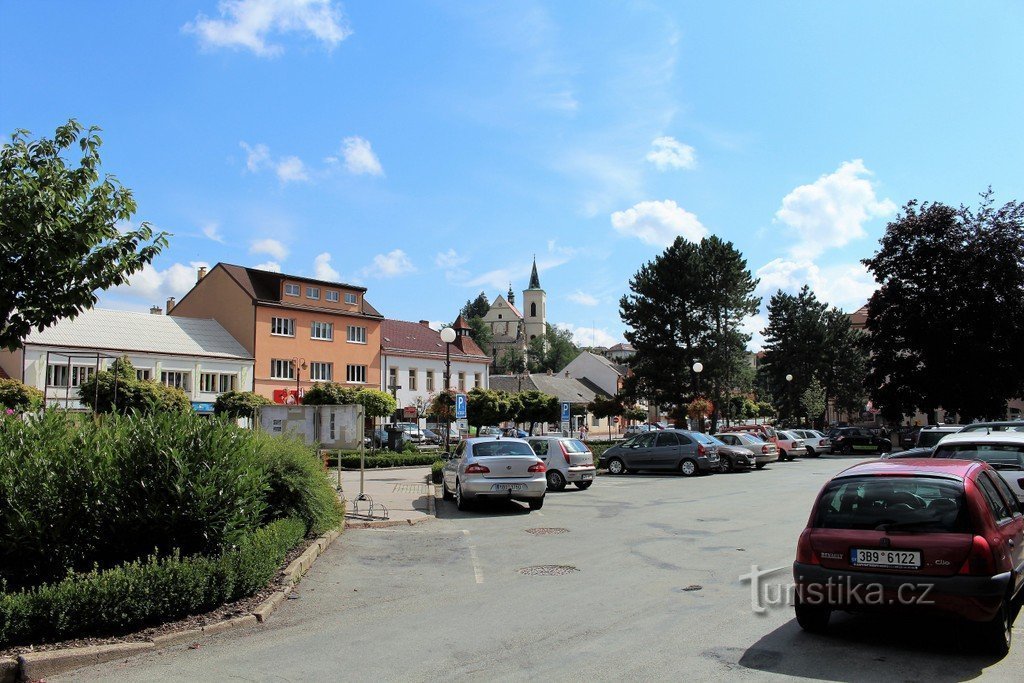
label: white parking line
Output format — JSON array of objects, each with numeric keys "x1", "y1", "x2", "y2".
[{"x1": 462, "y1": 529, "x2": 484, "y2": 584}]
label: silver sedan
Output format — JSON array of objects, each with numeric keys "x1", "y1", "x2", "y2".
[{"x1": 441, "y1": 437, "x2": 547, "y2": 511}]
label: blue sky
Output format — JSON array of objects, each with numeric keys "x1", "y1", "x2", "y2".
[{"x1": 2, "y1": 1, "x2": 1022, "y2": 349}]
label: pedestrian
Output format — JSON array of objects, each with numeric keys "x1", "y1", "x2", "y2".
[{"x1": 580, "y1": 424, "x2": 588, "y2": 441}]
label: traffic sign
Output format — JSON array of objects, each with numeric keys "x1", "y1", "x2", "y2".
[
  {"x1": 561, "y1": 402, "x2": 571, "y2": 422},
  {"x1": 455, "y1": 393, "x2": 468, "y2": 419}
]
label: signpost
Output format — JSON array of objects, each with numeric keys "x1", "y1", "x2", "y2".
[{"x1": 561, "y1": 401, "x2": 571, "y2": 436}]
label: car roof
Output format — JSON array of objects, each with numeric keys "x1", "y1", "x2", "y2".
[
  {"x1": 934, "y1": 432, "x2": 1024, "y2": 446},
  {"x1": 834, "y1": 458, "x2": 983, "y2": 480},
  {"x1": 465, "y1": 436, "x2": 529, "y2": 444}
]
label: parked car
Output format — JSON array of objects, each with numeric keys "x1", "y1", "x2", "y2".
[
  {"x1": 714, "y1": 432, "x2": 779, "y2": 469},
  {"x1": 880, "y1": 446, "x2": 934, "y2": 460},
  {"x1": 394, "y1": 422, "x2": 424, "y2": 443},
  {"x1": 775, "y1": 431, "x2": 807, "y2": 461},
  {"x1": 915, "y1": 425, "x2": 960, "y2": 448},
  {"x1": 957, "y1": 421, "x2": 1024, "y2": 434},
  {"x1": 897, "y1": 425, "x2": 921, "y2": 449},
  {"x1": 527, "y1": 436, "x2": 596, "y2": 490},
  {"x1": 793, "y1": 429, "x2": 830, "y2": 457},
  {"x1": 830, "y1": 427, "x2": 892, "y2": 455},
  {"x1": 502, "y1": 427, "x2": 529, "y2": 438},
  {"x1": 727, "y1": 423, "x2": 780, "y2": 448},
  {"x1": 705, "y1": 435, "x2": 754, "y2": 473},
  {"x1": 792, "y1": 458, "x2": 1024, "y2": 655},
  {"x1": 365, "y1": 427, "x2": 388, "y2": 448},
  {"x1": 600, "y1": 429, "x2": 719, "y2": 477},
  {"x1": 931, "y1": 432, "x2": 1024, "y2": 503},
  {"x1": 420, "y1": 428, "x2": 443, "y2": 445},
  {"x1": 440, "y1": 437, "x2": 547, "y2": 511},
  {"x1": 477, "y1": 426, "x2": 502, "y2": 437},
  {"x1": 624, "y1": 424, "x2": 656, "y2": 436}
]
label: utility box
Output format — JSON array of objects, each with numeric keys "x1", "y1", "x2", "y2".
[
  {"x1": 260, "y1": 405, "x2": 317, "y2": 443},
  {"x1": 259, "y1": 404, "x2": 363, "y2": 448}
]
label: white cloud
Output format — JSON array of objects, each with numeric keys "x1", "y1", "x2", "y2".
[
  {"x1": 568, "y1": 290, "x2": 599, "y2": 307},
  {"x1": 341, "y1": 136, "x2": 384, "y2": 176},
  {"x1": 557, "y1": 150, "x2": 644, "y2": 217},
  {"x1": 434, "y1": 249, "x2": 468, "y2": 270},
  {"x1": 610, "y1": 199, "x2": 708, "y2": 247},
  {"x1": 361, "y1": 249, "x2": 415, "y2": 278},
  {"x1": 201, "y1": 222, "x2": 225, "y2": 243},
  {"x1": 253, "y1": 261, "x2": 282, "y2": 272},
  {"x1": 184, "y1": 0, "x2": 352, "y2": 57},
  {"x1": 556, "y1": 322, "x2": 622, "y2": 349},
  {"x1": 740, "y1": 313, "x2": 768, "y2": 352},
  {"x1": 114, "y1": 261, "x2": 209, "y2": 302},
  {"x1": 465, "y1": 245, "x2": 574, "y2": 291},
  {"x1": 240, "y1": 141, "x2": 271, "y2": 172},
  {"x1": 275, "y1": 156, "x2": 309, "y2": 183},
  {"x1": 313, "y1": 252, "x2": 340, "y2": 281},
  {"x1": 645, "y1": 136, "x2": 696, "y2": 171},
  {"x1": 755, "y1": 258, "x2": 877, "y2": 312},
  {"x1": 250, "y1": 238, "x2": 289, "y2": 261},
  {"x1": 776, "y1": 159, "x2": 896, "y2": 259}
]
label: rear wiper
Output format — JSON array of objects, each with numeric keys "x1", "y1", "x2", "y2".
[{"x1": 874, "y1": 520, "x2": 945, "y2": 532}]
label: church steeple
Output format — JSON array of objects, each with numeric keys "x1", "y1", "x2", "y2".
[
  {"x1": 527, "y1": 256, "x2": 541, "y2": 290},
  {"x1": 507, "y1": 282, "x2": 515, "y2": 306}
]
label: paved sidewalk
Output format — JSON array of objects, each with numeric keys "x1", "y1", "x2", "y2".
[{"x1": 337, "y1": 466, "x2": 435, "y2": 527}]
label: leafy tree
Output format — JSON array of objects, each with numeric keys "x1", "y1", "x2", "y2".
[
  {"x1": 862, "y1": 192, "x2": 1024, "y2": 422},
  {"x1": 427, "y1": 389, "x2": 456, "y2": 424},
  {"x1": 301, "y1": 382, "x2": 358, "y2": 405},
  {"x1": 515, "y1": 390, "x2": 558, "y2": 435},
  {"x1": 801, "y1": 377, "x2": 827, "y2": 428},
  {"x1": 354, "y1": 388, "x2": 397, "y2": 420},
  {"x1": 466, "y1": 387, "x2": 518, "y2": 431},
  {"x1": 0, "y1": 120, "x2": 168, "y2": 351},
  {"x1": 495, "y1": 347, "x2": 527, "y2": 374},
  {"x1": 623, "y1": 406, "x2": 647, "y2": 424},
  {"x1": 527, "y1": 324, "x2": 580, "y2": 373},
  {"x1": 757, "y1": 401, "x2": 776, "y2": 421},
  {"x1": 588, "y1": 394, "x2": 624, "y2": 439},
  {"x1": 687, "y1": 398, "x2": 714, "y2": 429},
  {"x1": 213, "y1": 391, "x2": 272, "y2": 420},
  {"x1": 463, "y1": 316, "x2": 492, "y2": 354},
  {"x1": 0, "y1": 378, "x2": 44, "y2": 413},
  {"x1": 78, "y1": 356, "x2": 189, "y2": 414},
  {"x1": 460, "y1": 292, "x2": 490, "y2": 320}
]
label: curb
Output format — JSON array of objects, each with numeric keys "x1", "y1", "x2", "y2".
[
  {"x1": 344, "y1": 517, "x2": 432, "y2": 529},
  {"x1": 5, "y1": 526, "x2": 343, "y2": 682}
]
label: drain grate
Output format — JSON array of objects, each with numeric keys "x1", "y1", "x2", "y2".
[
  {"x1": 681, "y1": 584, "x2": 703, "y2": 592},
  {"x1": 393, "y1": 483, "x2": 429, "y2": 494},
  {"x1": 525, "y1": 527, "x2": 569, "y2": 535},
  {"x1": 517, "y1": 564, "x2": 579, "y2": 576}
]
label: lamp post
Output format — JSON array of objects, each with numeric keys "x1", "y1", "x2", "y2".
[
  {"x1": 692, "y1": 361, "x2": 704, "y2": 432},
  {"x1": 291, "y1": 357, "x2": 306, "y2": 403},
  {"x1": 440, "y1": 327, "x2": 457, "y2": 452},
  {"x1": 785, "y1": 373, "x2": 794, "y2": 424}
]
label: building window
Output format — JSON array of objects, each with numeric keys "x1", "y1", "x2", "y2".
[
  {"x1": 344, "y1": 292, "x2": 357, "y2": 305},
  {"x1": 530, "y1": 302, "x2": 537, "y2": 317},
  {"x1": 284, "y1": 283, "x2": 300, "y2": 296},
  {"x1": 271, "y1": 317, "x2": 295, "y2": 336},
  {"x1": 200, "y1": 373, "x2": 237, "y2": 394},
  {"x1": 458, "y1": 372, "x2": 466, "y2": 391},
  {"x1": 161, "y1": 371, "x2": 191, "y2": 391},
  {"x1": 498, "y1": 314, "x2": 502, "y2": 319},
  {"x1": 310, "y1": 321, "x2": 334, "y2": 340},
  {"x1": 408, "y1": 369, "x2": 417, "y2": 391},
  {"x1": 346, "y1": 364, "x2": 367, "y2": 384},
  {"x1": 136, "y1": 368, "x2": 152, "y2": 381},
  {"x1": 309, "y1": 362, "x2": 333, "y2": 381},
  {"x1": 474, "y1": 373, "x2": 482, "y2": 389},
  {"x1": 218, "y1": 374, "x2": 237, "y2": 393},
  {"x1": 426, "y1": 370, "x2": 434, "y2": 392},
  {"x1": 388, "y1": 367, "x2": 398, "y2": 391},
  {"x1": 271, "y1": 359, "x2": 294, "y2": 380},
  {"x1": 346, "y1": 325, "x2": 367, "y2": 344},
  {"x1": 47, "y1": 365, "x2": 95, "y2": 387},
  {"x1": 307, "y1": 286, "x2": 320, "y2": 300},
  {"x1": 325, "y1": 290, "x2": 339, "y2": 302}
]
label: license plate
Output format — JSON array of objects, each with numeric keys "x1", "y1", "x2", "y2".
[
  {"x1": 580, "y1": 473, "x2": 593, "y2": 480},
  {"x1": 853, "y1": 445, "x2": 877, "y2": 451},
  {"x1": 490, "y1": 483, "x2": 526, "y2": 491},
  {"x1": 850, "y1": 548, "x2": 921, "y2": 569}
]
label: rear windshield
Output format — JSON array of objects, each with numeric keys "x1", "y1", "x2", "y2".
[
  {"x1": 739, "y1": 434, "x2": 763, "y2": 445},
  {"x1": 934, "y1": 443, "x2": 1024, "y2": 471},
  {"x1": 917, "y1": 430, "x2": 956, "y2": 447},
  {"x1": 472, "y1": 441, "x2": 536, "y2": 457},
  {"x1": 691, "y1": 432, "x2": 717, "y2": 445},
  {"x1": 814, "y1": 476, "x2": 969, "y2": 532},
  {"x1": 561, "y1": 439, "x2": 589, "y2": 453}
]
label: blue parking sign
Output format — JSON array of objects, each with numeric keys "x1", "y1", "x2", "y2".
[
  {"x1": 455, "y1": 393, "x2": 468, "y2": 419},
  {"x1": 561, "y1": 402, "x2": 570, "y2": 422}
]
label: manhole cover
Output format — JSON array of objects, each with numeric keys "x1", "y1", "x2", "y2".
[
  {"x1": 517, "y1": 565, "x2": 579, "y2": 576},
  {"x1": 525, "y1": 527, "x2": 569, "y2": 535},
  {"x1": 681, "y1": 584, "x2": 703, "y2": 592}
]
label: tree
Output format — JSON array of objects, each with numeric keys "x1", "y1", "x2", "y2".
[
  {"x1": 466, "y1": 387, "x2": 518, "y2": 431},
  {"x1": 495, "y1": 347, "x2": 527, "y2": 374},
  {"x1": 460, "y1": 292, "x2": 490, "y2": 320},
  {"x1": 862, "y1": 192, "x2": 1024, "y2": 422},
  {"x1": 0, "y1": 120, "x2": 168, "y2": 351},
  {"x1": 687, "y1": 398, "x2": 714, "y2": 430},
  {"x1": 354, "y1": 388, "x2": 398, "y2": 420},
  {"x1": 757, "y1": 402, "x2": 776, "y2": 422},
  {"x1": 78, "y1": 356, "x2": 190, "y2": 414},
  {"x1": 301, "y1": 382, "x2": 358, "y2": 405},
  {"x1": 0, "y1": 378, "x2": 43, "y2": 413},
  {"x1": 515, "y1": 390, "x2": 558, "y2": 435},
  {"x1": 213, "y1": 391, "x2": 272, "y2": 420},
  {"x1": 527, "y1": 324, "x2": 580, "y2": 373},
  {"x1": 801, "y1": 377, "x2": 827, "y2": 428},
  {"x1": 463, "y1": 316, "x2": 492, "y2": 355},
  {"x1": 427, "y1": 389, "x2": 456, "y2": 425},
  {"x1": 588, "y1": 394, "x2": 624, "y2": 439},
  {"x1": 623, "y1": 406, "x2": 647, "y2": 424}
]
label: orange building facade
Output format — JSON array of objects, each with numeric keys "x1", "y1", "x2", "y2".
[{"x1": 170, "y1": 263, "x2": 383, "y2": 402}]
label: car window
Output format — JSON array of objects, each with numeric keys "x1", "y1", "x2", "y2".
[
  {"x1": 814, "y1": 476, "x2": 970, "y2": 532},
  {"x1": 530, "y1": 440, "x2": 548, "y2": 456},
  {"x1": 933, "y1": 444, "x2": 1024, "y2": 471},
  {"x1": 715, "y1": 434, "x2": 734, "y2": 445},
  {"x1": 656, "y1": 432, "x2": 680, "y2": 447},
  {"x1": 745, "y1": 434, "x2": 766, "y2": 443},
  {"x1": 691, "y1": 432, "x2": 716, "y2": 445},
  {"x1": 562, "y1": 439, "x2": 589, "y2": 453},
  {"x1": 633, "y1": 433, "x2": 657, "y2": 448},
  {"x1": 472, "y1": 441, "x2": 536, "y2": 457},
  {"x1": 976, "y1": 473, "x2": 1014, "y2": 523},
  {"x1": 455, "y1": 441, "x2": 466, "y2": 456},
  {"x1": 988, "y1": 473, "x2": 1022, "y2": 515}
]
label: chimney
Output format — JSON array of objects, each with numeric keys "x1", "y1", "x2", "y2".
[
  {"x1": 419, "y1": 320, "x2": 431, "y2": 327},
  {"x1": 197, "y1": 266, "x2": 208, "y2": 282},
  {"x1": 564, "y1": 370, "x2": 570, "y2": 378},
  {"x1": 166, "y1": 297, "x2": 175, "y2": 314},
  {"x1": 149, "y1": 305, "x2": 162, "y2": 315}
]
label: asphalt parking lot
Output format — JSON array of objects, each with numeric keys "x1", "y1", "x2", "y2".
[{"x1": 65, "y1": 455, "x2": 1023, "y2": 682}]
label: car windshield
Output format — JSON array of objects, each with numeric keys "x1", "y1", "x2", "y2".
[
  {"x1": 918, "y1": 430, "x2": 956, "y2": 447},
  {"x1": 691, "y1": 432, "x2": 717, "y2": 445},
  {"x1": 933, "y1": 443, "x2": 1024, "y2": 471},
  {"x1": 471, "y1": 441, "x2": 536, "y2": 457},
  {"x1": 814, "y1": 475, "x2": 970, "y2": 532},
  {"x1": 561, "y1": 439, "x2": 590, "y2": 453}
]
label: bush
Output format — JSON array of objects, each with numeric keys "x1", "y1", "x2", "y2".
[
  {"x1": 257, "y1": 433, "x2": 343, "y2": 534},
  {"x1": 214, "y1": 390, "x2": 272, "y2": 420},
  {"x1": 0, "y1": 378, "x2": 43, "y2": 412},
  {"x1": 430, "y1": 460, "x2": 444, "y2": 484},
  {"x1": 0, "y1": 517, "x2": 305, "y2": 646},
  {"x1": 77, "y1": 356, "x2": 190, "y2": 414},
  {"x1": 332, "y1": 452, "x2": 440, "y2": 469}
]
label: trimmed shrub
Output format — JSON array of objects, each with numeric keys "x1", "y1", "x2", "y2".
[
  {"x1": 257, "y1": 433, "x2": 343, "y2": 534},
  {"x1": 0, "y1": 378, "x2": 43, "y2": 412},
  {"x1": 332, "y1": 452, "x2": 440, "y2": 469},
  {"x1": 77, "y1": 356, "x2": 190, "y2": 414},
  {"x1": 214, "y1": 390, "x2": 272, "y2": 420},
  {"x1": 430, "y1": 460, "x2": 444, "y2": 484},
  {"x1": 0, "y1": 517, "x2": 305, "y2": 646}
]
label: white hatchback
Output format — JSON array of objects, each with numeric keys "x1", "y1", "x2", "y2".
[{"x1": 527, "y1": 436, "x2": 596, "y2": 491}]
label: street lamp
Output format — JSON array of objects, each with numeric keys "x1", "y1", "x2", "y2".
[
  {"x1": 440, "y1": 327, "x2": 457, "y2": 452},
  {"x1": 291, "y1": 357, "x2": 306, "y2": 403},
  {"x1": 785, "y1": 374, "x2": 794, "y2": 424},
  {"x1": 692, "y1": 361, "x2": 703, "y2": 395}
]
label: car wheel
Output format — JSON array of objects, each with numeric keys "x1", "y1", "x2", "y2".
[
  {"x1": 806, "y1": 447, "x2": 816, "y2": 457},
  {"x1": 842, "y1": 444, "x2": 852, "y2": 455},
  {"x1": 528, "y1": 497, "x2": 544, "y2": 510},
  {"x1": 978, "y1": 599, "x2": 1012, "y2": 656},
  {"x1": 679, "y1": 458, "x2": 698, "y2": 477},
  {"x1": 779, "y1": 449, "x2": 788, "y2": 461},
  {"x1": 795, "y1": 602, "x2": 831, "y2": 633},
  {"x1": 720, "y1": 457, "x2": 734, "y2": 473},
  {"x1": 575, "y1": 481, "x2": 593, "y2": 490},
  {"x1": 755, "y1": 462, "x2": 766, "y2": 470},
  {"x1": 455, "y1": 480, "x2": 470, "y2": 511},
  {"x1": 547, "y1": 470, "x2": 567, "y2": 491},
  {"x1": 607, "y1": 457, "x2": 626, "y2": 475}
]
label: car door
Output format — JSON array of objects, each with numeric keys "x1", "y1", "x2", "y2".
[
  {"x1": 977, "y1": 472, "x2": 1024, "y2": 597},
  {"x1": 718, "y1": 434, "x2": 738, "y2": 447},
  {"x1": 444, "y1": 440, "x2": 466, "y2": 490},
  {"x1": 624, "y1": 432, "x2": 657, "y2": 469},
  {"x1": 986, "y1": 471, "x2": 1024, "y2": 596},
  {"x1": 528, "y1": 439, "x2": 550, "y2": 466},
  {"x1": 650, "y1": 431, "x2": 681, "y2": 469}
]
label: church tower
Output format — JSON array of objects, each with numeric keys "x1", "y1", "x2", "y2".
[{"x1": 522, "y1": 256, "x2": 546, "y2": 343}]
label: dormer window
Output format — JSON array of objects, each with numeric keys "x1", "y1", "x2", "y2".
[
  {"x1": 284, "y1": 283, "x2": 300, "y2": 296},
  {"x1": 344, "y1": 292, "x2": 357, "y2": 305},
  {"x1": 307, "y1": 286, "x2": 320, "y2": 300}
]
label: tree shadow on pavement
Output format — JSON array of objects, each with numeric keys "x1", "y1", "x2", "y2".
[{"x1": 724, "y1": 613, "x2": 1003, "y2": 681}]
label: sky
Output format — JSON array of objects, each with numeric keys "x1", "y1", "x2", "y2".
[{"x1": 2, "y1": 0, "x2": 1022, "y2": 350}]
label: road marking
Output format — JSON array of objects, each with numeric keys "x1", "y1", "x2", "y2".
[
  {"x1": 462, "y1": 529, "x2": 484, "y2": 584},
  {"x1": 535, "y1": 511, "x2": 544, "y2": 516}
]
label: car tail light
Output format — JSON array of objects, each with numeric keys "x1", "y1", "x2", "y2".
[
  {"x1": 528, "y1": 462, "x2": 547, "y2": 473},
  {"x1": 464, "y1": 464, "x2": 490, "y2": 474},
  {"x1": 795, "y1": 529, "x2": 819, "y2": 565},
  {"x1": 958, "y1": 535, "x2": 995, "y2": 576},
  {"x1": 697, "y1": 443, "x2": 706, "y2": 456},
  {"x1": 559, "y1": 441, "x2": 571, "y2": 464}
]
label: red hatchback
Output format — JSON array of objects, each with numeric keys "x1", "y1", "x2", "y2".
[{"x1": 793, "y1": 459, "x2": 1024, "y2": 655}]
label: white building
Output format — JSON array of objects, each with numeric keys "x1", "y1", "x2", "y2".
[
  {"x1": 380, "y1": 317, "x2": 490, "y2": 425},
  {"x1": 562, "y1": 351, "x2": 629, "y2": 398},
  {"x1": 0, "y1": 308, "x2": 255, "y2": 413}
]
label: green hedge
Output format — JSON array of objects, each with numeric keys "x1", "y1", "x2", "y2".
[
  {"x1": 0, "y1": 517, "x2": 305, "y2": 647},
  {"x1": 259, "y1": 433, "x2": 342, "y2": 534},
  {"x1": 332, "y1": 452, "x2": 441, "y2": 468},
  {"x1": 430, "y1": 460, "x2": 445, "y2": 483}
]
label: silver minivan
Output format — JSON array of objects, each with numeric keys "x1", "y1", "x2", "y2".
[{"x1": 527, "y1": 436, "x2": 596, "y2": 491}]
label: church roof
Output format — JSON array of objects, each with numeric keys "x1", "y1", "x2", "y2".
[{"x1": 527, "y1": 257, "x2": 541, "y2": 290}]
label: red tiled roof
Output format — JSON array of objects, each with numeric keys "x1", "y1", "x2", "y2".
[{"x1": 381, "y1": 319, "x2": 488, "y2": 361}]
